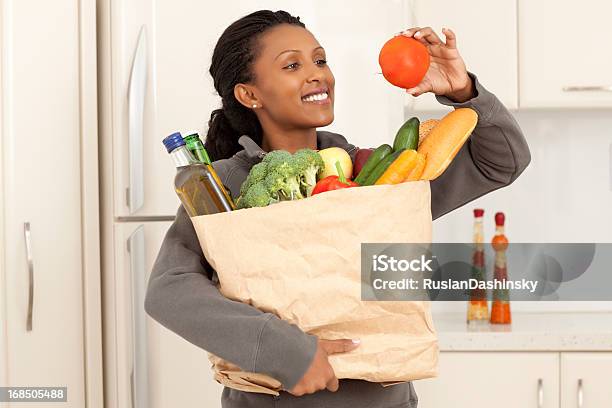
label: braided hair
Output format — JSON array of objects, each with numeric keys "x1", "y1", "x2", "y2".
[{"x1": 204, "y1": 10, "x2": 305, "y2": 161}]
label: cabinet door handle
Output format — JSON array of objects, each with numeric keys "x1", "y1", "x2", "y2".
[
  {"x1": 537, "y1": 378, "x2": 544, "y2": 408},
  {"x1": 130, "y1": 369, "x2": 135, "y2": 408},
  {"x1": 127, "y1": 226, "x2": 149, "y2": 408},
  {"x1": 23, "y1": 222, "x2": 34, "y2": 331},
  {"x1": 127, "y1": 26, "x2": 147, "y2": 214},
  {"x1": 562, "y1": 85, "x2": 612, "y2": 92},
  {"x1": 577, "y1": 379, "x2": 583, "y2": 408}
]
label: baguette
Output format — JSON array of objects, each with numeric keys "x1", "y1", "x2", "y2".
[
  {"x1": 418, "y1": 108, "x2": 478, "y2": 180},
  {"x1": 418, "y1": 119, "x2": 439, "y2": 146}
]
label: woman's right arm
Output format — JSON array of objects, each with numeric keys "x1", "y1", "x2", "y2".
[{"x1": 144, "y1": 205, "x2": 317, "y2": 391}]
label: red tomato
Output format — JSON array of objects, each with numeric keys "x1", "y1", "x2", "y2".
[{"x1": 379, "y1": 36, "x2": 430, "y2": 89}]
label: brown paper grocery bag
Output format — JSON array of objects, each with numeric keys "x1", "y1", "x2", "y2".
[{"x1": 191, "y1": 181, "x2": 438, "y2": 395}]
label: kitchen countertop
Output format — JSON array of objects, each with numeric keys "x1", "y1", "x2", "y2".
[{"x1": 432, "y1": 312, "x2": 612, "y2": 351}]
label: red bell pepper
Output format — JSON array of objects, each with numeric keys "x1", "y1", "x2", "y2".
[{"x1": 311, "y1": 161, "x2": 359, "y2": 196}]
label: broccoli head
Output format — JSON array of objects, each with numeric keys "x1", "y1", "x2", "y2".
[
  {"x1": 240, "y1": 161, "x2": 267, "y2": 196},
  {"x1": 264, "y1": 166, "x2": 303, "y2": 200},
  {"x1": 292, "y1": 149, "x2": 324, "y2": 196},
  {"x1": 262, "y1": 150, "x2": 292, "y2": 168},
  {"x1": 237, "y1": 148, "x2": 324, "y2": 208},
  {"x1": 237, "y1": 182, "x2": 273, "y2": 209},
  {"x1": 262, "y1": 150, "x2": 303, "y2": 200}
]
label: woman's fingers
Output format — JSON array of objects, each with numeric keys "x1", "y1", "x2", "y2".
[
  {"x1": 320, "y1": 338, "x2": 361, "y2": 355},
  {"x1": 326, "y1": 374, "x2": 340, "y2": 392},
  {"x1": 406, "y1": 86, "x2": 424, "y2": 97},
  {"x1": 398, "y1": 27, "x2": 441, "y2": 46},
  {"x1": 397, "y1": 26, "x2": 455, "y2": 49},
  {"x1": 442, "y1": 28, "x2": 457, "y2": 49},
  {"x1": 395, "y1": 26, "x2": 420, "y2": 37},
  {"x1": 413, "y1": 27, "x2": 443, "y2": 45},
  {"x1": 406, "y1": 77, "x2": 433, "y2": 97}
]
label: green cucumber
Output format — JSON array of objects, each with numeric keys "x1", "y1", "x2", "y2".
[
  {"x1": 362, "y1": 149, "x2": 405, "y2": 186},
  {"x1": 393, "y1": 117, "x2": 420, "y2": 151},
  {"x1": 354, "y1": 144, "x2": 393, "y2": 185}
]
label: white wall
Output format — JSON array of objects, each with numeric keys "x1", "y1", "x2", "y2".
[{"x1": 425, "y1": 108, "x2": 612, "y2": 313}]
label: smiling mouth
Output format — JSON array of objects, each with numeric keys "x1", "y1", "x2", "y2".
[{"x1": 301, "y1": 92, "x2": 330, "y2": 104}]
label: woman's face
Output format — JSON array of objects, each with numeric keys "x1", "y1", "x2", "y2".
[{"x1": 249, "y1": 24, "x2": 335, "y2": 130}]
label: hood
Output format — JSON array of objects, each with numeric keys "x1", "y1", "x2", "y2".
[{"x1": 235, "y1": 131, "x2": 357, "y2": 165}]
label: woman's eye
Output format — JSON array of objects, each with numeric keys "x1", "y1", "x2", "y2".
[
  {"x1": 284, "y1": 62, "x2": 300, "y2": 70},
  {"x1": 316, "y1": 59, "x2": 327, "y2": 66}
]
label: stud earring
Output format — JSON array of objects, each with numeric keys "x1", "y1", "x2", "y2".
[{"x1": 252, "y1": 104, "x2": 257, "y2": 108}]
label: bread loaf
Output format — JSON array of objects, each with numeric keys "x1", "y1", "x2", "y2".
[
  {"x1": 418, "y1": 119, "x2": 439, "y2": 146},
  {"x1": 418, "y1": 108, "x2": 478, "y2": 180}
]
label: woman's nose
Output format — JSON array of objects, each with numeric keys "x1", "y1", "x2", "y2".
[{"x1": 306, "y1": 64, "x2": 325, "y2": 83}]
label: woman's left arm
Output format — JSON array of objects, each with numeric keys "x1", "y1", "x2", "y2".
[
  {"x1": 429, "y1": 71, "x2": 530, "y2": 220},
  {"x1": 398, "y1": 27, "x2": 530, "y2": 220}
]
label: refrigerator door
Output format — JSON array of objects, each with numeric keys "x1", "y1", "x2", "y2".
[
  {"x1": 103, "y1": 0, "x2": 406, "y2": 218},
  {"x1": 112, "y1": 222, "x2": 222, "y2": 408}
]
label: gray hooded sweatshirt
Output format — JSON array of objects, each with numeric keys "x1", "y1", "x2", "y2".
[{"x1": 144, "y1": 72, "x2": 530, "y2": 408}]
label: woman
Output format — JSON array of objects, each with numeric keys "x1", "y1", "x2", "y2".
[{"x1": 145, "y1": 10, "x2": 530, "y2": 408}]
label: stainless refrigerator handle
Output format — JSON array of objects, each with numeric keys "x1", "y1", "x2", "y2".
[
  {"x1": 23, "y1": 222, "x2": 34, "y2": 331},
  {"x1": 130, "y1": 369, "x2": 135, "y2": 408},
  {"x1": 127, "y1": 26, "x2": 147, "y2": 214},
  {"x1": 537, "y1": 378, "x2": 544, "y2": 408},
  {"x1": 562, "y1": 85, "x2": 612, "y2": 92},
  {"x1": 127, "y1": 226, "x2": 149, "y2": 408},
  {"x1": 577, "y1": 379, "x2": 583, "y2": 408}
]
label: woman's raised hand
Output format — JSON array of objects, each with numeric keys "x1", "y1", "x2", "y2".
[{"x1": 397, "y1": 27, "x2": 473, "y2": 100}]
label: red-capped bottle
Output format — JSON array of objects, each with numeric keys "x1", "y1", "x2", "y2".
[
  {"x1": 490, "y1": 212, "x2": 511, "y2": 324},
  {"x1": 468, "y1": 209, "x2": 488, "y2": 323}
]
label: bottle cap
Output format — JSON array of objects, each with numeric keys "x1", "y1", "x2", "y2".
[
  {"x1": 495, "y1": 212, "x2": 505, "y2": 226},
  {"x1": 183, "y1": 130, "x2": 199, "y2": 138},
  {"x1": 474, "y1": 209, "x2": 484, "y2": 218},
  {"x1": 162, "y1": 132, "x2": 184, "y2": 152}
]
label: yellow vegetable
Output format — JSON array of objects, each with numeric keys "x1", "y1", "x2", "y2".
[
  {"x1": 403, "y1": 151, "x2": 426, "y2": 181},
  {"x1": 375, "y1": 149, "x2": 419, "y2": 185},
  {"x1": 318, "y1": 147, "x2": 353, "y2": 179}
]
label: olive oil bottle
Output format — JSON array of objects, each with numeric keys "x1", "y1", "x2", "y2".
[
  {"x1": 184, "y1": 131, "x2": 212, "y2": 164},
  {"x1": 182, "y1": 131, "x2": 235, "y2": 210},
  {"x1": 163, "y1": 132, "x2": 235, "y2": 216}
]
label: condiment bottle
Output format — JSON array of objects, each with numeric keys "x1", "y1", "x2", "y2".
[
  {"x1": 184, "y1": 131, "x2": 212, "y2": 165},
  {"x1": 183, "y1": 132, "x2": 235, "y2": 208},
  {"x1": 490, "y1": 212, "x2": 511, "y2": 324},
  {"x1": 163, "y1": 132, "x2": 235, "y2": 216},
  {"x1": 467, "y1": 208, "x2": 489, "y2": 324}
]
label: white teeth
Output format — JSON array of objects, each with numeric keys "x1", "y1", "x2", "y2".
[{"x1": 302, "y1": 92, "x2": 328, "y2": 102}]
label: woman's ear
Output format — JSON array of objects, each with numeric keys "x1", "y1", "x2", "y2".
[{"x1": 234, "y1": 84, "x2": 262, "y2": 109}]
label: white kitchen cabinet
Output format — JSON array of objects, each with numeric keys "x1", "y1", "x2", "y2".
[
  {"x1": 414, "y1": 352, "x2": 559, "y2": 408},
  {"x1": 110, "y1": 222, "x2": 222, "y2": 408},
  {"x1": 408, "y1": 0, "x2": 518, "y2": 111},
  {"x1": 415, "y1": 351, "x2": 612, "y2": 408},
  {"x1": 0, "y1": 0, "x2": 101, "y2": 407},
  {"x1": 519, "y1": 0, "x2": 612, "y2": 108},
  {"x1": 560, "y1": 353, "x2": 612, "y2": 408}
]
